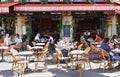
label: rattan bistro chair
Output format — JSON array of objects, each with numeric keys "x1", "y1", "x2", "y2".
[
  {"x1": 77, "y1": 43, "x2": 83, "y2": 50},
  {"x1": 34, "y1": 48, "x2": 48, "y2": 71},
  {"x1": 10, "y1": 48, "x2": 28, "y2": 74},
  {"x1": 90, "y1": 44, "x2": 99, "y2": 60},
  {"x1": 98, "y1": 48, "x2": 114, "y2": 70},
  {"x1": 76, "y1": 47, "x2": 91, "y2": 76},
  {"x1": 55, "y1": 48, "x2": 69, "y2": 71}
]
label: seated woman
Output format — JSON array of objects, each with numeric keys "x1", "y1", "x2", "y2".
[
  {"x1": 110, "y1": 35, "x2": 119, "y2": 48},
  {"x1": 100, "y1": 37, "x2": 120, "y2": 63},
  {"x1": 95, "y1": 35, "x2": 102, "y2": 44}
]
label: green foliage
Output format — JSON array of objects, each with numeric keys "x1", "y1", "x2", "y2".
[
  {"x1": 72, "y1": 32, "x2": 76, "y2": 39},
  {"x1": 87, "y1": 0, "x2": 95, "y2": 4},
  {"x1": 40, "y1": 0, "x2": 48, "y2": 4},
  {"x1": 117, "y1": 23, "x2": 120, "y2": 38},
  {"x1": 106, "y1": 0, "x2": 114, "y2": 3},
  {"x1": 104, "y1": 21, "x2": 109, "y2": 30},
  {"x1": 25, "y1": 20, "x2": 31, "y2": 38},
  {"x1": 2, "y1": 15, "x2": 15, "y2": 34},
  {"x1": 63, "y1": 0, "x2": 71, "y2": 4},
  {"x1": 57, "y1": 22, "x2": 63, "y2": 34},
  {"x1": 72, "y1": 20, "x2": 77, "y2": 29},
  {"x1": 72, "y1": 20, "x2": 77, "y2": 38}
]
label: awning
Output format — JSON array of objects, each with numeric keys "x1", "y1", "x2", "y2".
[
  {"x1": 14, "y1": 4, "x2": 117, "y2": 12},
  {"x1": 0, "y1": 2, "x2": 20, "y2": 14}
]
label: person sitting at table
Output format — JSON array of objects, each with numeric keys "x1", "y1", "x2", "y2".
[
  {"x1": 57, "y1": 37, "x2": 69, "y2": 57},
  {"x1": 80, "y1": 34, "x2": 85, "y2": 43},
  {"x1": 0, "y1": 35, "x2": 9, "y2": 55},
  {"x1": 58, "y1": 37, "x2": 67, "y2": 50},
  {"x1": 110, "y1": 35, "x2": 119, "y2": 48},
  {"x1": 34, "y1": 33, "x2": 41, "y2": 43},
  {"x1": 48, "y1": 34, "x2": 54, "y2": 55},
  {"x1": 11, "y1": 34, "x2": 22, "y2": 48},
  {"x1": 8, "y1": 34, "x2": 16, "y2": 47},
  {"x1": 100, "y1": 37, "x2": 120, "y2": 65},
  {"x1": 22, "y1": 34, "x2": 28, "y2": 43},
  {"x1": 95, "y1": 34, "x2": 102, "y2": 44}
]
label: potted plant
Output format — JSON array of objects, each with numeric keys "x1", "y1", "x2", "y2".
[
  {"x1": 57, "y1": 21, "x2": 63, "y2": 38},
  {"x1": 72, "y1": 20, "x2": 77, "y2": 39}
]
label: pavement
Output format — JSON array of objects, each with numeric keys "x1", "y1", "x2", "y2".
[{"x1": 0, "y1": 56, "x2": 120, "y2": 77}]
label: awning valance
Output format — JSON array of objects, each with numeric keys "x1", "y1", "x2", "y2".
[
  {"x1": 0, "y1": 2, "x2": 20, "y2": 14},
  {"x1": 14, "y1": 4, "x2": 117, "y2": 12}
]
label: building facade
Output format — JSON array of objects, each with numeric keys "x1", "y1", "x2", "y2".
[{"x1": 0, "y1": 0, "x2": 119, "y2": 41}]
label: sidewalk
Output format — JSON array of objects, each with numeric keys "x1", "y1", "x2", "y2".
[{"x1": 0, "y1": 57, "x2": 120, "y2": 77}]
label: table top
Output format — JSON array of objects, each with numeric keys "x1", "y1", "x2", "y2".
[
  {"x1": 111, "y1": 48, "x2": 120, "y2": 53},
  {"x1": 19, "y1": 51, "x2": 34, "y2": 56},
  {"x1": 0, "y1": 46, "x2": 9, "y2": 49},
  {"x1": 32, "y1": 46, "x2": 43, "y2": 49},
  {"x1": 36, "y1": 43, "x2": 45, "y2": 46},
  {"x1": 70, "y1": 50, "x2": 84, "y2": 55}
]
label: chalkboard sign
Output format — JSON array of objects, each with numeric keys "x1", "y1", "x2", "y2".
[{"x1": 63, "y1": 25, "x2": 70, "y2": 37}]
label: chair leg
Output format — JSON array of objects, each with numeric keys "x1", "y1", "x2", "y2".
[
  {"x1": 65, "y1": 60, "x2": 68, "y2": 71},
  {"x1": 44, "y1": 60, "x2": 47, "y2": 70},
  {"x1": 57, "y1": 59, "x2": 60, "y2": 68},
  {"x1": 20, "y1": 63, "x2": 25, "y2": 75},
  {"x1": 78, "y1": 63, "x2": 82, "y2": 77},
  {"x1": 35, "y1": 62, "x2": 38, "y2": 71}
]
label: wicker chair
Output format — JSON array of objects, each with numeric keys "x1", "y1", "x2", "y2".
[
  {"x1": 98, "y1": 48, "x2": 114, "y2": 70},
  {"x1": 10, "y1": 48, "x2": 28, "y2": 74},
  {"x1": 77, "y1": 43, "x2": 83, "y2": 50},
  {"x1": 76, "y1": 47, "x2": 91, "y2": 76},
  {"x1": 90, "y1": 44, "x2": 99, "y2": 60},
  {"x1": 55, "y1": 48, "x2": 69, "y2": 71},
  {"x1": 34, "y1": 48, "x2": 48, "y2": 71},
  {"x1": 22, "y1": 40, "x2": 29, "y2": 51},
  {"x1": 14, "y1": 42, "x2": 23, "y2": 52}
]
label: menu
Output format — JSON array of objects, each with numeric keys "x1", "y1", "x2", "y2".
[{"x1": 63, "y1": 25, "x2": 70, "y2": 37}]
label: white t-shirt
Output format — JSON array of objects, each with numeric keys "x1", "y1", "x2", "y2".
[{"x1": 49, "y1": 36, "x2": 54, "y2": 44}]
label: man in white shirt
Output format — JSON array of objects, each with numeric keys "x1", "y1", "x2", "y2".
[
  {"x1": 48, "y1": 35, "x2": 54, "y2": 55},
  {"x1": 34, "y1": 33, "x2": 41, "y2": 43}
]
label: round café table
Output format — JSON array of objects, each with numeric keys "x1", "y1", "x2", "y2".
[
  {"x1": 35, "y1": 43, "x2": 45, "y2": 46},
  {"x1": 70, "y1": 50, "x2": 84, "y2": 60},
  {"x1": 19, "y1": 51, "x2": 34, "y2": 71},
  {"x1": 32, "y1": 46, "x2": 43, "y2": 58},
  {"x1": 0, "y1": 46, "x2": 9, "y2": 62}
]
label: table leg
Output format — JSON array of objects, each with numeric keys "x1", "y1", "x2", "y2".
[{"x1": 0, "y1": 50, "x2": 5, "y2": 62}]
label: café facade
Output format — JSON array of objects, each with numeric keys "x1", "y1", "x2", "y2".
[{"x1": 0, "y1": 0, "x2": 120, "y2": 41}]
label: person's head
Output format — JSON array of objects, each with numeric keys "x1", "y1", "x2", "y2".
[
  {"x1": 104, "y1": 37, "x2": 109, "y2": 44},
  {"x1": 112, "y1": 35, "x2": 117, "y2": 39},
  {"x1": 36, "y1": 33, "x2": 40, "y2": 37},
  {"x1": 63, "y1": 37, "x2": 67, "y2": 42},
  {"x1": 15, "y1": 34, "x2": 20, "y2": 38}
]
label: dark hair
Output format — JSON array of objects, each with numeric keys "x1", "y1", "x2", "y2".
[
  {"x1": 112, "y1": 35, "x2": 117, "y2": 39},
  {"x1": 104, "y1": 37, "x2": 109, "y2": 43}
]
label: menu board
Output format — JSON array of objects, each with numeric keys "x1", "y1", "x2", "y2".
[{"x1": 63, "y1": 25, "x2": 70, "y2": 37}]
